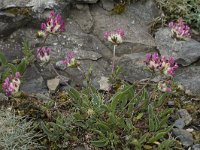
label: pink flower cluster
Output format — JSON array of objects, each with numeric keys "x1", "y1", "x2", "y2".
[
  {"x1": 62, "y1": 51, "x2": 78, "y2": 68},
  {"x1": 158, "y1": 80, "x2": 172, "y2": 93},
  {"x1": 103, "y1": 28, "x2": 125, "y2": 45},
  {"x1": 145, "y1": 53, "x2": 178, "y2": 76},
  {"x1": 41, "y1": 11, "x2": 65, "y2": 34},
  {"x1": 168, "y1": 18, "x2": 191, "y2": 39},
  {"x1": 3, "y1": 72, "x2": 21, "y2": 96},
  {"x1": 37, "y1": 47, "x2": 51, "y2": 63}
]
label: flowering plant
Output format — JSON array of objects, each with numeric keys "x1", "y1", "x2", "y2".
[
  {"x1": 158, "y1": 80, "x2": 172, "y2": 93},
  {"x1": 104, "y1": 28, "x2": 125, "y2": 73},
  {"x1": 145, "y1": 53, "x2": 178, "y2": 77},
  {"x1": 145, "y1": 53, "x2": 178, "y2": 92},
  {"x1": 103, "y1": 28, "x2": 125, "y2": 45},
  {"x1": 2, "y1": 72, "x2": 21, "y2": 96},
  {"x1": 37, "y1": 47, "x2": 51, "y2": 63},
  {"x1": 61, "y1": 51, "x2": 79, "y2": 68},
  {"x1": 41, "y1": 11, "x2": 65, "y2": 34},
  {"x1": 168, "y1": 18, "x2": 191, "y2": 39},
  {"x1": 37, "y1": 11, "x2": 65, "y2": 63}
]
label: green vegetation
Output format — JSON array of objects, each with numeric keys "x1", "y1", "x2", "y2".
[
  {"x1": 155, "y1": 0, "x2": 200, "y2": 31},
  {"x1": 0, "y1": 110, "x2": 42, "y2": 149}
]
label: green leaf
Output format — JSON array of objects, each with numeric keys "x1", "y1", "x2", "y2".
[
  {"x1": 41, "y1": 122, "x2": 58, "y2": 141},
  {"x1": 125, "y1": 118, "x2": 133, "y2": 130},
  {"x1": 148, "y1": 104, "x2": 155, "y2": 131},
  {"x1": 143, "y1": 145, "x2": 153, "y2": 149},
  {"x1": 0, "y1": 52, "x2": 7, "y2": 65},
  {"x1": 148, "y1": 131, "x2": 167, "y2": 143},
  {"x1": 139, "y1": 133, "x2": 150, "y2": 144},
  {"x1": 110, "y1": 85, "x2": 133, "y2": 112},
  {"x1": 91, "y1": 139, "x2": 109, "y2": 147},
  {"x1": 155, "y1": 93, "x2": 167, "y2": 107},
  {"x1": 136, "y1": 113, "x2": 144, "y2": 120},
  {"x1": 1, "y1": 68, "x2": 11, "y2": 80},
  {"x1": 158, "y1": 139, "x2": 175, "y2": 150},
  {"x1": 160, "y1": 108, "x2": 173, "y2": 118},
  {"x1": 96, "y1": 121, "x2": 110, "y2": 132},
  {"x1": 68, "y1": 88, "x2": 81, "y2": 105},
  {"x1": 91, "y1": 93, "x2": 102, "y2": 108},
  {"x1": 17, "y1": 59, "x2": 26, "y2": 74},
  {"x1": 6, "y1": 63, "x2": 17, "y2": 74}
]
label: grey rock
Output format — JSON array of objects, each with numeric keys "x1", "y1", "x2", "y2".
[
  {"x1": 0, "y1": 0, "x2": 71, "y2": 37},
  {"x1": 0, "y1": 13, "x2": 30, "y2": 37},
  {"x1": 173, "y1": 128, "x2": 194, "y2": 147},
  {"x1": 27, "y1": 0, "x2": 71, "y2": 24},
  {"x1": 70, "y1": 4, "x2": 94, "y2": 33},
  {"x1": 76, "y1": 50, "x2": 102, "y2": 60},
  {"x1": 175, "y1": 66, "x2": 200, "y2": 97},
  {"x1": 21, "y1": 64, "x2": 47, "y2": 94},
  {"x1": 0, "y1": 36, "x2": 23, "y2": 61},
  {"x1": 155, "y1": 28, "x2": 200, "y2": 66},
  {"x1": 101, "y1": 0, "x2": 114, "y2": 11},
  {"x1": 177, "y1": 109, "x2": 192, "y2": 125},
  {"x1": 174, "y1": 118, "x2": 185, "y2": 129},
  {"x1": 26, "y1": 0, "x2": 58, "y2": 13},
  {"x1": 42, "y1": 19, "x2": 112, "y2": 59},
  {"x1": 117, "y1": 52, "x2": 151, "y2": 82},
  {"x1": 1, "y1": 17, "x2": 111, "y2": 85},
  {"x1": 0, "y1": 0, "x2": 31, "y2": 9},
  {"x1": 127, "y1": 0, "x2": 161, "y2": 24},
  {"x1": 91, "y1": 2, "x2": 156, "y2": 57},
  {"x1": 193, "y1": 144, "x2": 200, "y2": 150}
]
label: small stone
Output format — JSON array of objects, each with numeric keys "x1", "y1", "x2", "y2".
[
  {"x1": 186, "y1": 128, "x2": 194, "y2": 132},
  {"x1": 168, "y1": 101, "x2": 175, "y2": 107},
  {"x1": 173, "y1": 128, "x2": 193, "y2": 147},
  {"x1": 47, "y1": 78, "x2": 60, "y2": 92},
  {"x1": 178, "y1": 109, "x2": 192, "y2": 125},
  {"x1": 174, "y1": 118, "x2": 185, "y2": 129},
  {"x1": 193, "y1": 144, "x2": 200, "y2": 150},
  {"x1": 101, "y1": 0, "x2": 114, "y2": 11},
  {"x1": 98, "y1": 76, "x2": 110, "y2": 91}
]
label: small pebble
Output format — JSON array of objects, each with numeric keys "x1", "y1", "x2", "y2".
[
  {"x1": 174, "y1": 118, "x2": 185, "y2": 129},
  {"x1": 168, "y1": 101, "x2": 175, "y2": 107}
]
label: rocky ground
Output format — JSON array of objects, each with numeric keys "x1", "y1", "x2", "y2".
[{"x1": 0, "y1": 0, "x2": 200, "y2": 149}]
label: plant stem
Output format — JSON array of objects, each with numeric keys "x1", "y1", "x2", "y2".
[
  {"x1": 51, "y1": 64, "x2": 70, "y2": 86},
  {"x1": 120, "y1": 78, "x2": 152, "y2": 114},
  {"x1": 171, "y1": 38, "x2": 177, "y2": 51},
  {"x1": 112, "y1": 45, "x2": 117, "y2": 73},
  {"x1": 37, "y1": 33, "x2": 49, "y2": 53}
]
